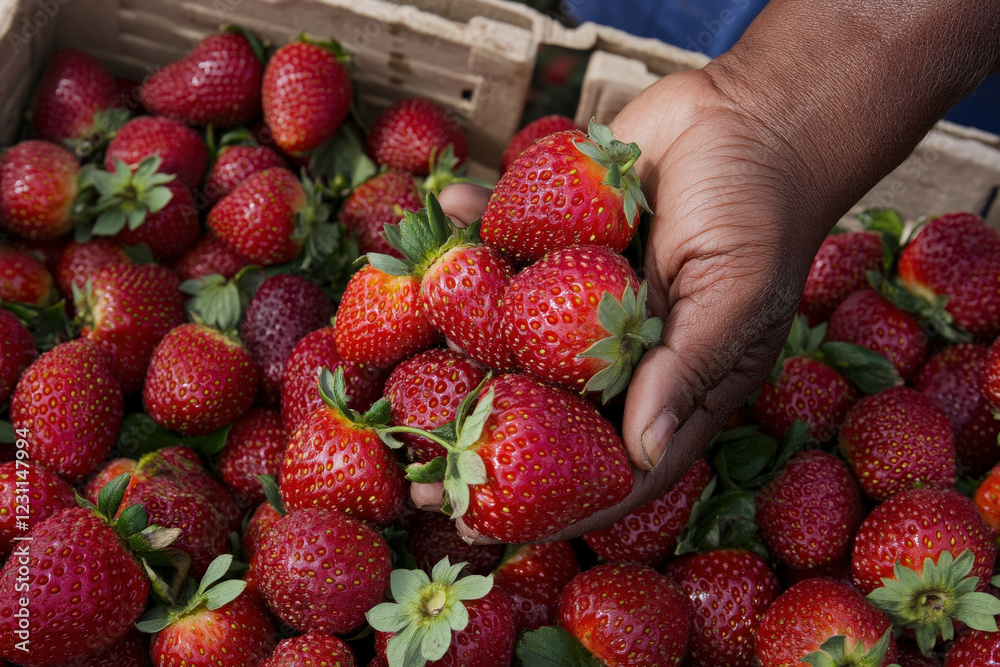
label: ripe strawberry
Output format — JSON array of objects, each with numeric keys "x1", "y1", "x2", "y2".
[
  {"x1": 944, "y1": 628, "x2": 1000, "y2": 665},
  {"x1": 10, "y1": 338, "x2": 123, "y2": 481},
  {"x1": 76, "y1": 263, "x2": 186, "y2": 394},
  {"x1": 11, "y1": 235, "x2": 65, "y2": 277},
  {"x1": 66, "y1": 629, "x2": 150, "y2": 667},
  {"x1": 852, "y1": 486, "x2": 998, "y2": 653},
  {"x1": 558, "y1": 563, "x2": 692, "y2": 666},
  {"x1": 241, "y1": 274, "x2": 335, "y2": 405},
  {"x1": 339, "y1": 171, "x2": 421, "y2": 257},
  {"x1": 280, "y1": 368, "x2": 405, "y2": 525},
  {"x1": 31, "y1": 48, "x2": 122, "y2": 146},
  {"x1": 839, "y1": 386, "x2": 956, "y2": 500},
  {"x1": 827, "y1": 288, "x2": 928, "y2": 381},
  {"x1": 260, "y1": 633, "x2": 358, "y2": 667},
  {"x1": 0, "y1": 461, "x2": 74, "y2": 558},
  {"x1": 500, "y1": 114, "x2": 578, "y2": 173},
  {"x1": 113, "y1": 178, "x2": 199, "y2": 261},
  {"x1": 481, "y1": 120, "x2": 649, "y2": 264},
  {"x1": 254, "y1": 507, "x2": 392, "y2": 634},
  {"x1": 262, "y1": 40, "x2": 352, "y2": 154},
  {"x1": 502, "y1": 245, "x2": 661, "y2": 401},
  {"x1": 973, "y1": 462, "x2": 1000, "y2": 535},
  {"x1": 894, "y1": 639, "x2": 943, "y2": 667},
  {"x1": 0, "y1": 140, "x2": 80, "y2": 240},
  {"x1": 400, "y1": 510, "x2": 503, "y2": 576},
  {"x1": 366, "y1": 98, "x2": 468, "y2": 175},
  {"x1": 219, "y1": 407, "x2": 286, "y2": 508},
  {"x1": 383, "y1": 348, "x2": 487, "y2": 462},
  {"x1": 56, "y1": 238, "x2": 130, "y2": 299},
  {"x1": 665, "y1": 549, "x2": 781, "y2": 667},
  {"x1": 754, "y1": 578, "x2": 897, "y2": 667},
  {"x1": 369, "y1": 559, "x2": 517, "y2": 667},
  {"x1": 755, "y1": 355, "x2": 857, "y2": 442},
  {"x1": 755, "y1": 449, "x2": 864, "y2": 569},
  {"x1": 0, "y1": 309, "x2": 36, "y2": 405},
  {"x1": 281, "y1": 325, "x2": 386, "y2": 434},
  {"x1": 141, "y1": 29, "x2": 264, "y2": 128},
  {"x1": 202, "y1": 144, "x2": 286, "y2": 208},
  {"x1": 242, "y1": 500, "x2": 282, "y2": 561},
  {"x1": 105, "y1": 115, "x2": 208, "y2": 189},
  {"x1": 979, "y1": 336, "x2": 1000, "y2": 412},
  {"x1": 144, "y1": 323, "x2": 259, "y2": 435},
  {"x1": 799, "y1": 230, "x2": 884, "y2": 326},
  {"x1": 171, "y1": 233, "x2": 251, "y2": 282},
  {"x1": 493, "y1": 540, "x2": 581, "y2": 633},
  {"x1": 582, "y1": 458, "x2": 713, "y2": 567},
  {"x1": 898, "y1": 212, "x2": 1000, "y2": 338},
  {"x1": 0, "y1": 246, "x2": 54, "y2": 306},
  {"x1": 916, "y1": 344, "x2": 1000, "y2": 475}
]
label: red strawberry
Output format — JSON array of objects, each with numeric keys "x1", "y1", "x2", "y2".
[
  {"x1": 839, "y1": 386, "x2": 956, "y2": 500},
  {"x1": 973, "y1": 462, "x2": 1000, "y2": 535},
  {"x1": 755, "y1": 449, "x2": 864, "y2": 569},
  {"x1": 11, "y1": 235, "x2": 65, "y2": 277},
  {"x1": 366, "y1": 98, "x2": 468, "y2": 176},
  {"x1": 260, "y1": 633, "x2": 358, "y2": 667},
  {"x1": 262, "y1": 40, "x2": 352, "y2": 154},
  {"x1": 827, "y1": 288, "x2": 928, "y2": 381},
  {"x1": 0, "y1": 309, "x2": 36, "y2": 405},
  {"x1": 755, "y1": 355, "x2": 857, "y2": 442},
  {"x1": 143, "y1": 323, "x2": 259, "y2": 435},
  {"x1": 31, "y1": 48, "x2": 122, "y2": 146},
  {"x1": 339, "y1": 171, "x2": 422, "y2": 257},
  {"x1": 895, "y1": 639, "x2": 943, "y2": 667},
  {"x1": 383, "y1": 348, "x2": 487, "y2": 462},
  {"x1": 500, "y1": 114, "x2": 578, "y2": 173},
  {"x1": 280, "y1": 325, "x2": 386, "y2": 434},
  {"x1": 66, "y1": 629, "x2": 151, "y2": 667},
  {"x1": 369, "y1": 559, "x2": 517, "y2": 667},
  {"x1": 0, "y1": 140, "x2": 80, "y2": 240},
  {"x1": 113, "y1": 178, "x2": 199, "y2": 261},
  {"x1": 171, "y1": 233, "x2": 252, "y2": 282},
  {"x1": 105, "y1": 116, "x2": 208, "y2": 189},
  {"x1": 481, "y1": 120, "x2": 649, "y2": 264},
  {"x1": 665, "y1": 549, "x2": 781, "y2": 667},
  {"x1": 280, "y1": 368, "x2": 405, "y2": 526},
  {"x1": 754, "y1": 578, "x2": 897, "y2": 667},
  {"x1": 56, "y1": 238, "x2": 130, "y2": 299},
  {"x1": 242, "y1": 500, "x2": 282, "y2": 561},
  {"x1": 241, "y1": 274, "x2": 335, "y2": 406},
  {"x1": 0, "y1": 461, "x2": 74, "y2": 558},
  {"x1": 141, "y1": 29, "x2": 264, "y2": 128},
  {"x1": 944, "y1": 628, "x2": 1000, "y2": 665},
  {"x1": 898, "y1": 212, "x2": 1000, "y2": 338},
  {"x1": 979, "y1": 336, "x2": 1000, "y2": 412},
  {"x1": 558, "y1": 562, "x2": 692, "y2": 666},
  {"x1": 254, "y1": 507, "x2": 392, "y2": 634},
  {"x1": 202, "y1": 144, "x2": 286, "y2": 208},
  {"x1": 799, "y1": 230, "x2": 884, "y2": 326},
  {"x1": 77, "y1": 263, "x2": 186, "y2": 395},
  {"x1": 0, "y1": 246, "x2": 54, "y2": 306},
  {"x1": 401, "y1": 510, "x2": 503, "y2": 576},
  {"x1": 582, "y1": 458, "x2": 713, "y2": 567},
  {"x1": 10, "y1": 338, "x2": 123, "y2": 481},
  {"x1": 218, "y1": 407, "x2": 286, "y2": 508},
  {"x1": 493, "y1": 540, "x2": 581, "y2": 633}
]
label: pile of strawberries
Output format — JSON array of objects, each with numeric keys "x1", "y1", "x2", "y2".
[{"x1": 2, "y1": 22, "x2": 1000, "y2": 667}]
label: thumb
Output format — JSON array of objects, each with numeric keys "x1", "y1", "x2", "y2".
[{"x1": 437, "y1": 183, "x2": 491, "y2": 228}]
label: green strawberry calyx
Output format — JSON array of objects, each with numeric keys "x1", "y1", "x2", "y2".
[
  {"x1": 801, "y1": 629, "x2": 898, "y2": 667},
  {"x1": 421, "y1": 145, "x2": 490, "y2": 197},
  {"x1": 179, "y1": 264, "x2": 263, "y2": 332},
  {"x1": 292, "y1": 171, "x2": 340, "y2": 273},
  {"x1": 366, "y1": 557, "x2": 493, "y2": 667},
  {"x1": 515, "y1": 626, "x2": 604, "y2": 667},
  {"x1": 257, "y1": 473, "x2": 287, "y2": 517},
  {"x1": 135, "y1": 553, "x2": 247, "y2": 633},
  {"x1": 866, "y1": 550, "x2": 1000, "y2": 655},
  {"x1": 578, "y1": 279, "x2": 663, "y2": 403},
  {"x1": 573, "y1": 118, "x2": 652, "y2": 226},
  {"x1": 77, "y1": 156, "x2": 176, "y2": 240},
  {"x1": 866, "y1": 270, "x2": 971, "y2": 344},
  {"x1": 64, "y1": 107, "x2": 132, "y2": 160},
  {"x1": 318, "y1": 365, "x2": 394, "y2": 430},
  {"x1": 223, "y1": 25, "x2": 268, "y2": 66}
]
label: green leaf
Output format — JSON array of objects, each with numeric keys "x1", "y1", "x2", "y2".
[
  {"x1": 0, "y1": 422, "x2": 14, "y2": 445},
  {"x1": 92, "y1": 208, "x2": 128, "y2": 236},
  {"x1": 443, "y1": 456, "x2": 472, "y2": 518},
  {"x1": 116, "y1": 413, "x2": 230, "y2": 458},
  {"x1": 455, "y1": 450, "x2": 487, "y2": 486},
  {"x1": 198, "y1": 554, "x2": 235, "y2": 595},
  {"x1": 455, "y1": 387, "x2": 493, "y2": 451},
  {"x1": 135, "y1": 606, "x2": 172, "y2": 634},
  {"x1": 389, "y1": 568, "x2": 432, "y2": 607},
  {"x1": 367, "y1": 600, "x2": 412, "y2": 634},
  {"x1": 115, "y1": 504, "x2": 148, "y2": 537},
  {"x1": 421, "y1": 617, "x2": 453, "y2": 662},
  {"x1": 515, "y1": 626, "x2": 603, "y2": 667},
  {"x1": 258, "y1": 474, "x2": 286, "y2": 516},
  {"x1": 97, "y1": 473, "x2": 132, "y2": 519},
  {"x1": 406, "y1": 457, "x2": 447, "y2": 483},
  {"x1": 318, "y1": 366, "x2": 351, "y2": 417},
  {"x1": 203, "y1": 579, "x2": 247, "y2": 610},
  {"x1": 450, "y1": 573, "x2": 493, "y2": 601},
  {"x1": 673, "y1": 486, "x2": 766, "y2": 558},
  {"x1": 713, "y1": 430, "x2": 777, "y2": 487},
  {"x1": 367, "y1": 253, "x2": 413, "y2": 277},
  {"x1": 818, "y1": 341, "x2": 901, "y2": 395}
]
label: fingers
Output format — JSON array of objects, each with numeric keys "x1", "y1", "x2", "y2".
[
  {"x1": 437, "y1": 183, "x2": 491, "y2": 228},
  {"x1": 409, "y1": 480, "x2": 445, "y2": 512}
]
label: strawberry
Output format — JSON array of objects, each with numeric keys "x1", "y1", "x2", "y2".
[
  {"x1": 76, "y1": 262, "x2": 187, "y2": 395},
  {"x1": 143, "y1": 323, "x2": 260, "y2": 435},
  {"x1": 898, "y1": 212, "x2": 1000, "y2": 339},
  {"x1": 260, "y1": 633, "x2": 358, "y2": 667},
  {"x1": 243, "y1": 499, "x2": 282, "y2": 561},
  {"x1": 10, "y1": 338, "x2": 123, "y2": 481},
  {"x1": 400, "y1": 510, "x2": 503, "y2": 576},
  {"x1": 0, "y1": 140, "x2": 80, "y2": 240},
  {"x1": 664, "y1": 549, "x2": 781, "y2": 667},
  {"x1": 493, "y1": 540, "x2": 581, "y2": 633},
  {"x1": 56, "y1": 238, "x2": 130, "y2": 299},
  {"x1": 839, "y1": 386, "x2": 956, "y2": 500},
  {"x1": 281, "y1": 325, "x2": 386, "y2": 434},
  {"x1": 10, "y1": 235, "x2": 65, "y2": 277},
  {"x1": 799, "y1": 230, "x2": 884, "y2": 326},
  {"x1": 916, "y1": 344, "x2": 1000, "y2": 475},
  {"x1": 262, "y1": 39, "x2": 352, "y2": 154},
  {"x1": 481, "y1": 120, "x2": 649, "y2": 264},
  {"x1": 973, "y1": 462, "x2": 1000, "y2": 535},
  {"x1": 582, "y1": 457, "x2": 713, "y2": 567},
  {"x1": 502, "y1": 244, "x2": 662, "y2": 401},
  {"x1": 500, "y1": 114, "x2": 578, "y2": 173},
  {"x1": 66, "y1": 629, "x2": 151, "y2": 667},
  {"x1": 979, "y1": 336, "x2": 1000, "y2": 412},
  {"x1": 383, "y1": 348, "x2": 487, "y2": 462},
  {"x1": 171, "y1": 233, "x2": 252, "y2": 282},
  {"x1": 339, "y1": 171, "x2": 422, "y2": 257},
  {"x1": 755, "y1": 355, "x2": 857, "y2": 441},
  {"x1": 557, "y1": 562, "x2": 692, "y2": 666},
  {"x1": 852, "y1": 486, "x2": 999, "y2": 653},
  {"x1": 827, "y1": 288, "x2": 928, "y2": 381},
  {"x1": 241, "y1": 274, "x2": 335, "y2": 406},
  {"x1": 112, "y1": 179, "x2": 200, "y2": 261},
  {"x1": 365, "y1": 98, "x2": 468, "y2": 176},
  {"x1": 368, "y1": 558, "x2": 517, "y2": 667},
  {"x1": 754, "y1": 578, "x2": 897, "y2": 667},
  {"x1": 219, "y1": 407, "x2": 286, "y2": 508},
  {"x1": 0, "y1": 246, "x2": 54, "y2": 306},
  {"x1": 104, "y1": 116, "x2": 208, "y2": 189},
  {"x1": 141, "y1": 29, "x2": 265, "y2": 128},
  {"x1": 254, "y1": 507, "x2": 392, "y2": 634},
  {"x1": 280, "y1": 368, "x2": 405, "y2": 526},
  {"x1": 202, "y1": 144, "x2": 287, "y2": 208},
  {"x1": 0, "y1": 461, "x2": 74, "y2": 558},
  {"x1": 895, "y1": 639, "x2": 943, "y2": 667},
  {"x1": 755, "y1": 449, "x2": 864, "y2": 569},
  {"x1": 0, "y1": 309, "x2": 36, "y2": 405},
  {"x1": 944, "y1": 628, "x2": 1000, "y2": 665},
  {"x1": 31, "y1": 48, "x2": 124, "y2": 147}
]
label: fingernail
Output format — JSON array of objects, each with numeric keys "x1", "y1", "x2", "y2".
[{"x1": 642, "y1": 411, "x2": 676, "y2": 471}]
